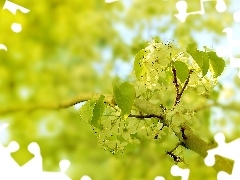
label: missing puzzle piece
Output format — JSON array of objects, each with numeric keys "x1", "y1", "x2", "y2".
[
  {"x1": 2, "y1": 0, "x2": 30, "y2": 15},
  {"x1": 204, "y1": 132, "x2": 240, "y2": 180},
  {"x1": 154, "y1": 165, "x2": 190, "y2": 180},
  {"x1": 0, "y1": 124, "x2": 72, "y2": 180}
]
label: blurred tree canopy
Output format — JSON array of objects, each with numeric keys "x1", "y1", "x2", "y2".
[{"x1": 0, "y1": 0, "x2": 240, "y2": 179}]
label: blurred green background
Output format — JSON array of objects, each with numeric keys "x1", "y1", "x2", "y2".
[{"x1": 0, "y1": 0, "x2": 240, "y2": 179}]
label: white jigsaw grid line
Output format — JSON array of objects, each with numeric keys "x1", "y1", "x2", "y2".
[
  {"x1": 0, "y1": 124, "x2": 72, "y2": 180},
  {"x1": 175, "y1": 0, "x2": 240, "y2": 78},
  {"x1": 171, "y1": 165, "x2": 190, "y2": 180},
  {"x1": 205, "y1": 132, "x2": 240, "y2": 180},
  {"x1": 1, "y1": 1, "x2": 240, "y2": 179},
  {"x1": 155, "y1": 131, "x2": 240, "y2": 180},
  {"x1": 2, "y1": 0, "x2": 30, "y2": 14},
  {"x1": 175, "y1": 0, "x2": 226, "y2": 22},
  {"x1": 154, "y1": 165, "x2": 190, "y2": 180}
]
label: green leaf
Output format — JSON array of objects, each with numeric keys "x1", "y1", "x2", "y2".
[
  {"x1": 201, "y1": 52, "x2": 209, "y2": 76},
  {"x1": 186, "y1": 44, "x2": 211, "y2": 76},
  {"x1": 186, "y1": 43, "x2": 203, "y2": 68},
  {"x1": 79, "y1": 100, "x2": 96, "y2": 122},
  {"x1": 165, "y1": 67, "x2": 173, "y2": 84},
  {"x1": 208, "y1": 51, "x2": 225, "y2": 77},
  {"x1": 157, "y1": 126, "x2": 169, "y2": 143},
  {"x1": 92, "y1": 95, "x2": 105, "y2": 129},
  {"x1": 174, "y1": 61, "x2": 189, "y2": 83},
  {"x1": 113, "y1": 82, "x2": 136, "y2": 119},
  {"x1": 134, "y1": 49, "x2": 146, "y2": 80}
]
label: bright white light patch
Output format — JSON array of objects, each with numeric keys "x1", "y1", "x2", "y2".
[
  {"x1": 74, "y1": 102, "x2": 86, "y2": 111},
  {"x1": 80, "y1": 175, "x2": 92, "y2": 180},
  {"x1": 154, "y1": 176, "x2": 165, "y2": 180},
  {"x1": 105, "y1": 0, "x2": 118, "y2": 3},
  {"x1": 0, "y1": 44, "x2": 7, "y2": 51},
  {"x1": 11, "y1": 23, "x2": 22, "y2": 33}
]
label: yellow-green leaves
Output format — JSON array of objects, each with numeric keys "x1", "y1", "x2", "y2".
[
  {"x1": 186, "y1": 43, "x2": 203, "y2": 68},
  {"x1": 134, "y1": 49, "x2": 146, "y2": 81},
  {"x1": 174, "y1": 61, "x2": 189, "y2": 83},
  {"x1": 134, "y1": 42, "x2": 182, "y2": 89},
  {"x1": 186, "y1": 43, "x2": 225, "y2": 77},
  {"x1": 79, "y1": 42, "x2": 225, "y2": 157},
  {"x1": 79, "y1": 99, "x2": 96, "y2": 123},
  {"x1": 113, "y1": 82, "x2": 136, "y2": 119},
  {"x1": 79, "y1": 95, "x2": 105, "y2": 129},
  {"x1": 92, "y1": 95, "x2": 105, "y2": 129},
  {"x1": 208, "y1": 51, "x2": 225, "y2": 77},
  {"x1": 156, "y1": 126, "x2": 169, "y2": 143}
]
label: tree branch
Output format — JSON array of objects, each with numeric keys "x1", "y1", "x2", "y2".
[
  {"x1": 172, "y1": 66, "x2": 180, "y2": 105},
  {"x1": 129, "y1": 114, "x2": 163, "y2": 120},
  {"x1": 177, "y1": 125, "x2": 232, "y2": 173},
  {"x1": 134, "y1": 98, "x2": 233, "y2": 173},
  {"x1": 0, "y1": 93, "x2": 115, "y2": 115},
  {"x1": 178, "y1": 69, "x2": 193, "y2": 96},
  {"x1": 0, "y1": 93, "x2": 233, "y2": 173},
  {"x1": 173, "y1": 69, "x2": 193, "y2": 106}
]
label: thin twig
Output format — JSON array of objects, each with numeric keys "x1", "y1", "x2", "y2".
[
  {"x1": 129, "y1": 114, "x2": 163, "y2": 120},
  {"x1": 179, "y1": 69, "x2": 193, "y2": 96},
  {"x1": 173, "y1": 69, "x2": 193, "y2": 106},
  {"x1": 172, "y1": 66, "x2": 179, "y2": 96}
]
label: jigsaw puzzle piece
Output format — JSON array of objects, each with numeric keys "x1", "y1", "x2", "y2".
[
  {"x1": 205, "y1": 132, "x2": 240, "y2": 180},
  {"x1": 171, "y1": 165, "x2": 190, "y2": 180},
  {"x1": 175, "y1": 0, "x2": 226, "y2": 22},
  {"x1": 2, "y1": 0, "x2": 30, "y2": 14}
]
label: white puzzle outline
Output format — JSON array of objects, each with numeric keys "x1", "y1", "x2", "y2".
[
  {"x1": 171, "y1": 165, "x2": 190, "y2": 180},
  {"x1": 155, "y1": 165, "x2": 190, "y2": 180},
  {"x1": 175, "y1": 0, "x2": 226, "y2": 22},
  {"x1": 1, "y1": 1, "x2": 240, "y2": 179},
  {"x1": 205, "y1": 132, "x2": 240, "y2": 180},
  {"x1": 0, "y1": 124, "x2": 191, "y2": 180},
  {"x1": 0, "y1": 123, "x2": 72, "y2": 180},
  {"x1": 3, "y1": 0, "x2": 30, "y2": 14}
]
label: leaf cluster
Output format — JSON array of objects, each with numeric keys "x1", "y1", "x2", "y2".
[{"x1": 79, "y1": 42, "x2": 226, "y2": 157}]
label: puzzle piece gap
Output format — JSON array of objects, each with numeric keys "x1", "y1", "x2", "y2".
[
  {"x1": 3, "y1": 0, "x2": 30, "y2": 15},
  {"x1": 175, "y1": 0, "x2": 226, "y2": 22},
  {"x1": 0, "y1": 125, "x2": 72, "y2": 179},
  {"x1": 205, "y1": 132, "x2": 240, "y2": 179}
]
